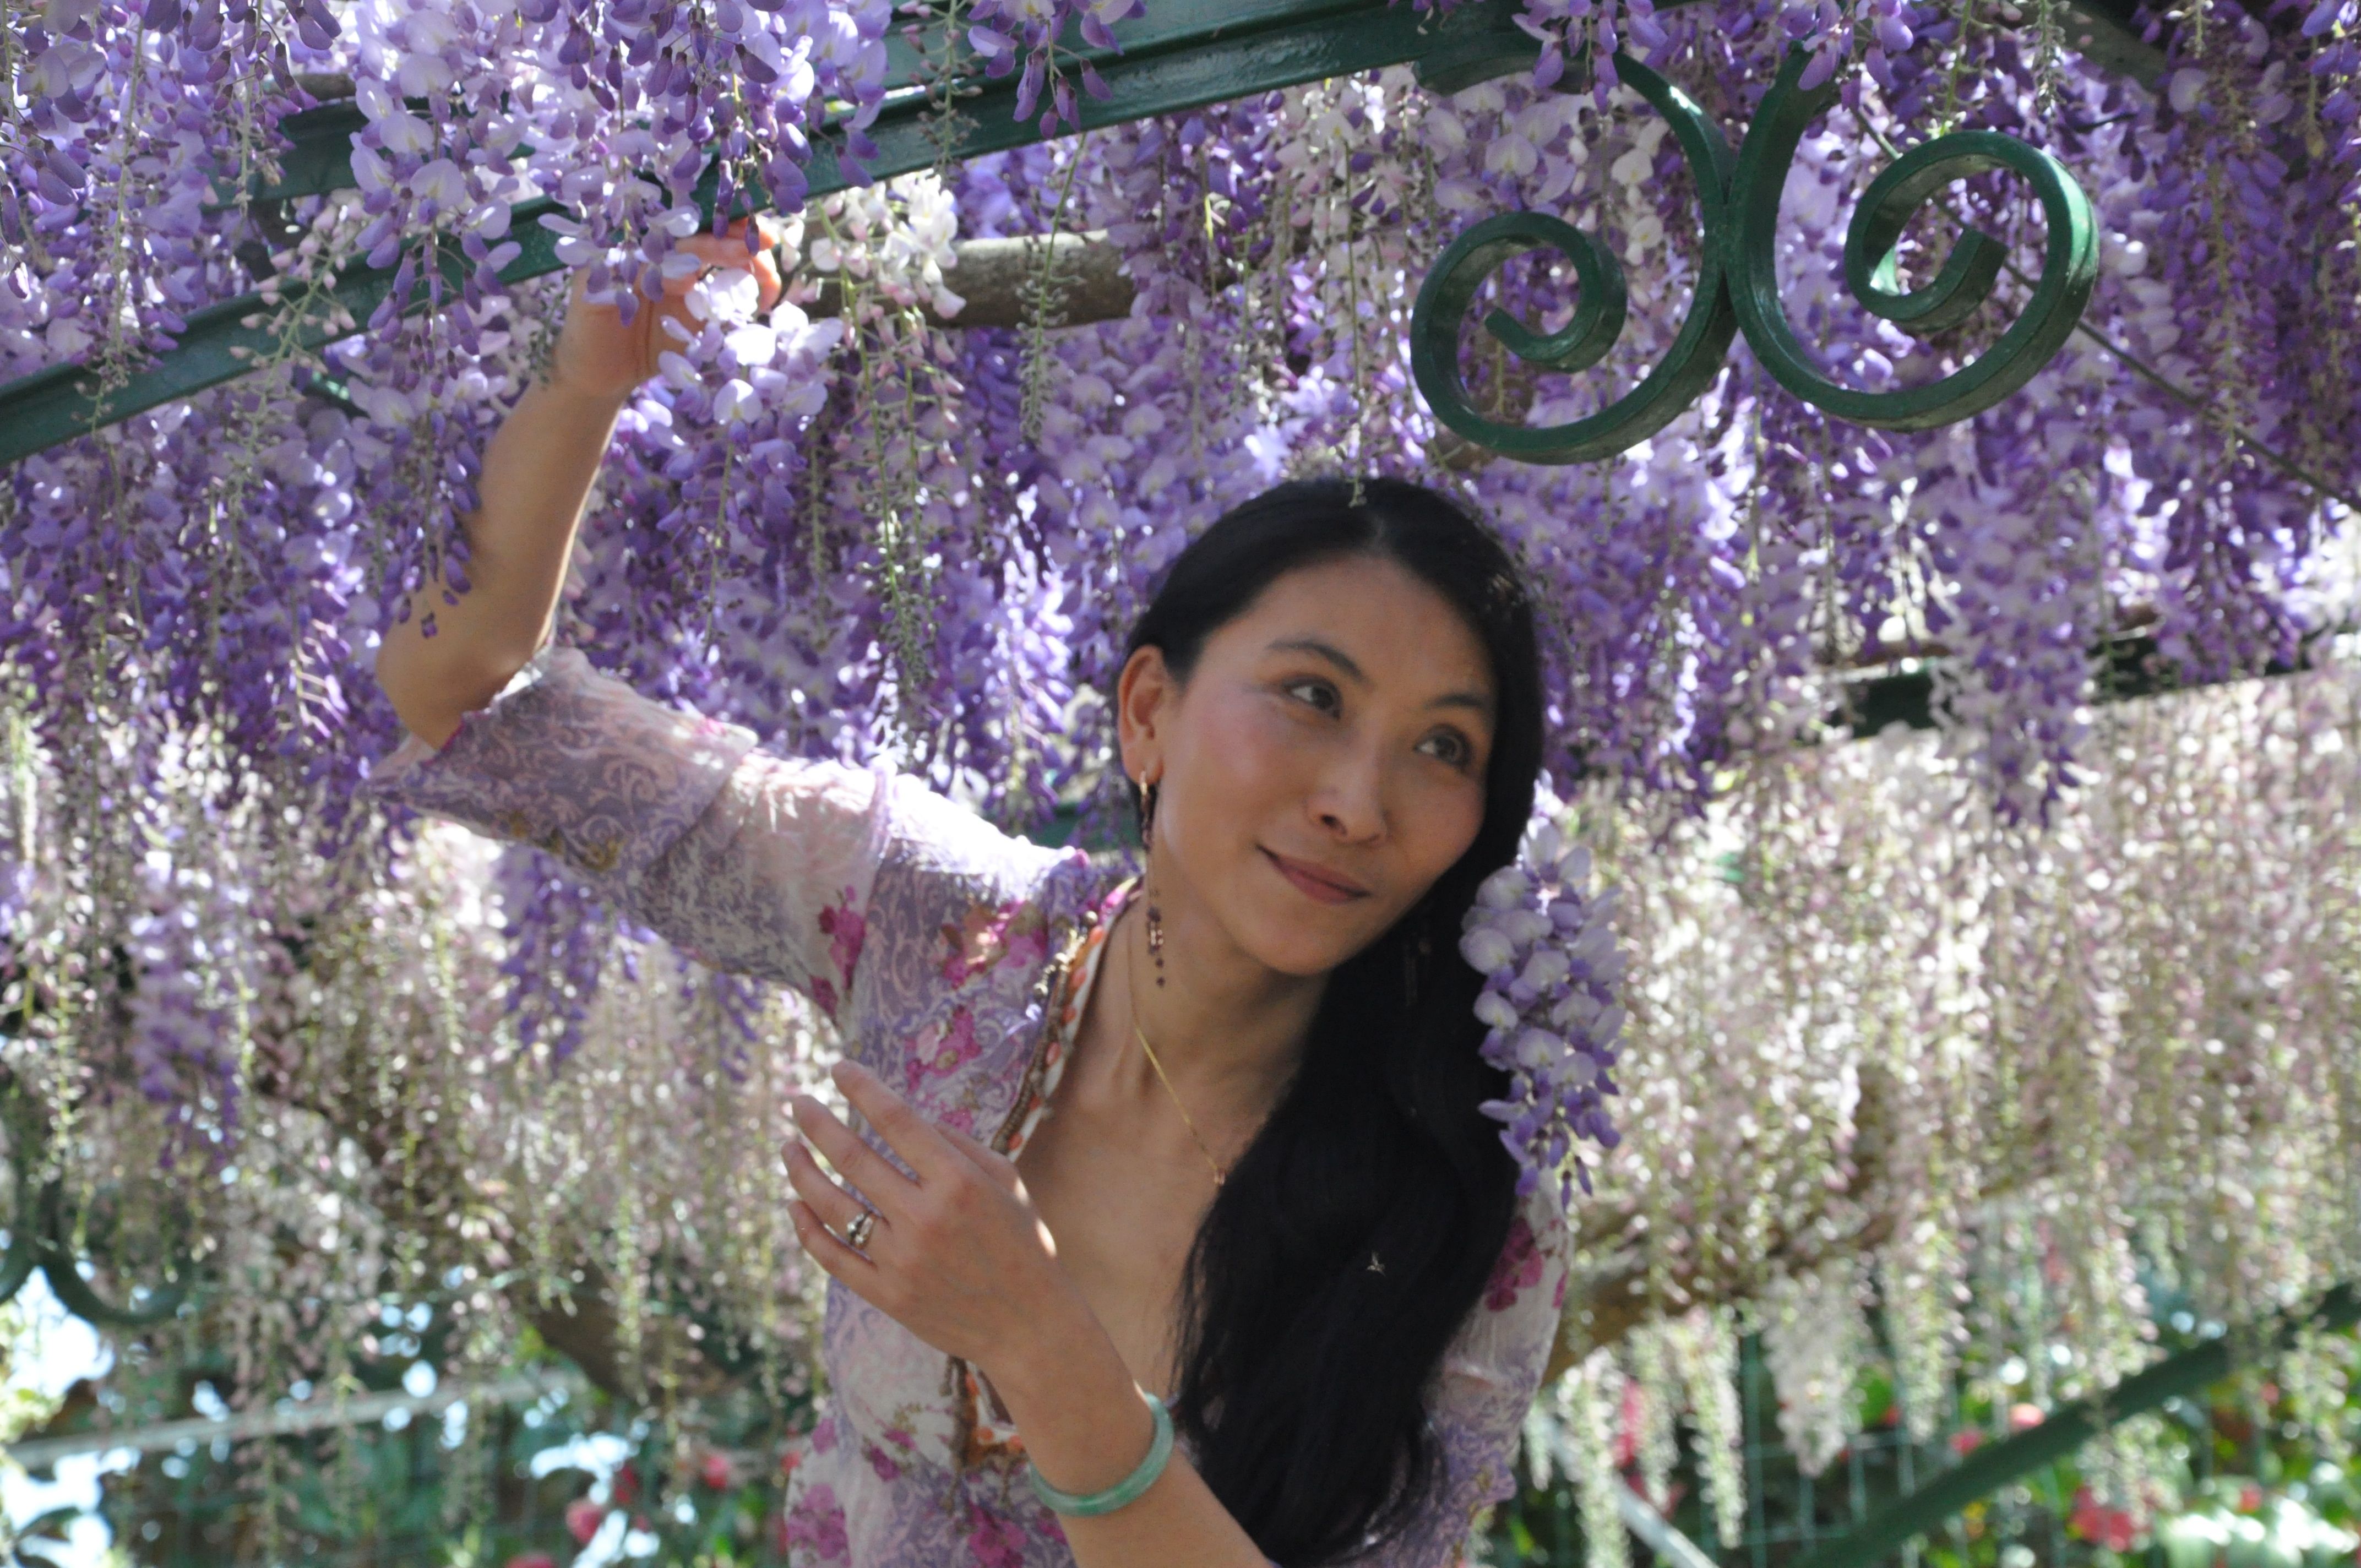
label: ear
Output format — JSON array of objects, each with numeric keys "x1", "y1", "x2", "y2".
[{"x1": 1114, "y1": 645, "x2": 1176, "y2": 785}]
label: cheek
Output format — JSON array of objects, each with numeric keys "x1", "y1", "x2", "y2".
[
  {"x1": 1413, "y1": 777, "x2": 1488, "y2": 874},
  {"x1": 1190, "y1": 694, "x2": 1310, "y2": 799}
]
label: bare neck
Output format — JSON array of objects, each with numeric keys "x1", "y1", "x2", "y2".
[{"x1": 1081, "y1": 881, "x2": 1319, "y2": 1132}]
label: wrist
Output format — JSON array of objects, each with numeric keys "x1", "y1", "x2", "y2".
[
  {"x1": 992, "y1": 1326, "x2": 1166, "y2": 1504},
  {"x1": 977, "y1": 1286, "x2": 1130, "y2": 1417}
]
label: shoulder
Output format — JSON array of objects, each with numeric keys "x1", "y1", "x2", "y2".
[
  {"x1": 1482, "y1": 1184, "x2": 1574, "y2": 1320},
  {"x1": 842, "y1": 774, "x2": 1124, "y2": 1130},
  {"x1": 863, "y1": 770, "x2": 1108, "y2": 962},
  {"x1": 872, "y1": 770, "x2": 1075, "y2": 892}
]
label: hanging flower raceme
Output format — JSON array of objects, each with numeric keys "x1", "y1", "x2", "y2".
[
  {"x1": 1459, "y1": 816, "x2": 1626, "y2": 1208},
  {"x1": 965, "y1": 0, "x2": 1145, "y2": 135}
]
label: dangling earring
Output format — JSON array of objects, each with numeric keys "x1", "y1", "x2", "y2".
[{"x1": 1140, "y1": 776, "x2": 1166, "y2": 988}]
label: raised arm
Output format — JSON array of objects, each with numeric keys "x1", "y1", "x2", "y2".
[{"x1": 372, "y1": 219, "x2": 782, "y2": 747}]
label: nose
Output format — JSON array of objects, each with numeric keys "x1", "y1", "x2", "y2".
[{"x1": 1310, "y1": 744, "x2": 1386, "y2": 842}]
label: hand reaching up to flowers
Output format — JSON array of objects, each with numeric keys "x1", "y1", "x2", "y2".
[
  {"x1": 548, "y1": 216, "x2": 787, "y2": 401},
  {"x1": 376, "y1": 214, "x2": 787, "y2": 746}
]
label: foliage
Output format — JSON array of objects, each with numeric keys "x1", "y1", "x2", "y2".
[{"x1": 1493, "y1": 1320, "x2": 2361, "y2": 1568}]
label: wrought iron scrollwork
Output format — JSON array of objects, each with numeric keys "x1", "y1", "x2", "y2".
[
  {"x1": 1411, "y1": 56, "x2": 1737, "y2": 464},
  {"x1": 0, "y1": 1175, "x2": 191, "y2": 1327},
  {"x1": 1411, "y1": 46, "x2": 2100, "y2": 460},
  {"x1": 1, "y1": 1091, "x2": 192, "y2": 1329},
  {"x1": 1727, "y1": 46, "x2": 2100, "y2": 429}
]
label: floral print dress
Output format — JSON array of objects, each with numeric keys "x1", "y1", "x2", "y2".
[{"x1": 365, "y1": 645, "x2": 1572, "y2": 1568}]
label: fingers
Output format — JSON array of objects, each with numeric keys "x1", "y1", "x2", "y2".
[
  {"x1": 789, "y1": 1081, "x2": 924, "y2": 1206},
  {"x1": 752, "y1": 246, "x2": 784, "y2": 313},
  {"x1": 603, "y1": 215, "x2": 786, "y2": 330},
  {"x1": 938, "y1": 1123, "x2": 997, "y2": 1164},
  {"x1": 780, "y1": 1134, "x2": 877, "y2": 1238},
  {"x1": 937, "y1": 1123, "x2": 1022, "y2": 1194},
  {"x1": 787, "y1": 1198, "x2": 877, "y2": 1280},
  {"x1": 673, "y1": 218, "x2": 777, "y2": 271},
  {"x1": 830, "y1": 1059, "x2": 959, "y2": 1185}
]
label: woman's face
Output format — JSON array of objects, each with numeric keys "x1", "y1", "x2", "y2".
[{"x1": 1117, "y1": 552, "x2": 1498, "y2": 978}]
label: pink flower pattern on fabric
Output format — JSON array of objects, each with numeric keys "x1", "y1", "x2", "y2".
[
  {"x1": 365, "y1": 644, "x2": 1574, "y2": 1568},
  {"x1": 904, "y1": 1008, "x2": 983, "y2": 1096},
  {"x1": 940, "y1": 897, "x2": 1051, "y2": 986},
  {"x1": 966, "y1": 1500, "x2": 1033, "y2": 1568},
  {"x1": 1485, "y1": 1213, "x2": 1545, "y2": 1312},
  {"x1": 780, "y1": 1481, "x2": 850, "y2": 1565},
  {"x1": 814, "y1": 889, "x2": 867, "y2": 1022}
]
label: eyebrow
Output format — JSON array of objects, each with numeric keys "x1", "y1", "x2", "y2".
[{"x1": 1266, "y1": 636, "x2": 1497, "y2": 719}]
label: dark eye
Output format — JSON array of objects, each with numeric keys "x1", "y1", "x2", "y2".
[
  {"x1": 1283, "y1": 678, "x2": 1340, "y2": 713},
  {"x1": 1421, "y1": 730, "x2": 1475, "y2": 769}
]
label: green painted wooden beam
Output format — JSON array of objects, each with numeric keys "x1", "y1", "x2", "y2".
[
  {"x1": 0, "y1": 0, "x2": 2175, "y2": 467},
  {"x1": 0, "y1": 198, "x2": 573, "y2": 464},
  {"x1": 1788, "y1": 1283, "x2": 2361, "y2": 1568},
  {"x1": 0, "y1": 0, "x2": 1544, "y2": 466},
  {"x1": 1834, "y1": 623, "x2": 2334, "y2": 739},
  {"x1": 249, "y1": 0, "x2": 1497, "y2": 205}
]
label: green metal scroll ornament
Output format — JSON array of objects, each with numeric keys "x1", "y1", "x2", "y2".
[
  {"x1": 1411, "y1": 46, "x2": 2100, "y2": 459},
  {"x1": 1, "y1": 1096, "x2": 192, "y2": 1329},
  {"x1": 0, "y1": 1176, "x2": 190, "y2": 1327},
  {"x1": 1409, "y1": 55, "x2": 1737, "y2": 463},
  {"x1": 1725, "y1": 46, "x2": 2099, "y2": 429}
]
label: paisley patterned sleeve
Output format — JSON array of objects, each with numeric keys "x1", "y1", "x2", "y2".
[
  {"x1": 362, "y1": 644, "x2": 893, "y2": 1023},
  {"x1": 1351, "y1": 1186, "x2": 1573, "y2": 1568}
]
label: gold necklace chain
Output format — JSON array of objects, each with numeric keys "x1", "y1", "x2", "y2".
[{"x1": 1127, "y1": 899, "x2": 1228, "y2": 1188}]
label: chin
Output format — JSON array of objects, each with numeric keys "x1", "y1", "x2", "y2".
[
  {"x1": 1265, "y1": 944, "x2": 1354, "y2": 979},
  {"x1": 1236, "y1": 912, "x2": 1382, "y2": 979}
]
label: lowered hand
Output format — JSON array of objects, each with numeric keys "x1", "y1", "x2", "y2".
[{"x1": 780, "y1": 1058, "x2": 1097, "y2": 1378}]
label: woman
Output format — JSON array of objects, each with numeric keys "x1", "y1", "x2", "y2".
[{"x1": 369, "y1": 217, "x2": 1571, "y2": 1568}]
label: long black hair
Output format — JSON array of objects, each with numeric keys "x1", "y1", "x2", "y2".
[{"x1": 1118, "y1": 476, "x2": 1546, "y2": 1565}]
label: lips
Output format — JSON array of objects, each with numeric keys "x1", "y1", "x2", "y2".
[{"x1": 1261, "y1": 847, "x2": 1369, "y2": 903}]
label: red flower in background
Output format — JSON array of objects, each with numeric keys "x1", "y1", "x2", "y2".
[
  {"x1": 563, "y1": 1500, "x2": 607, "y2": 1545},
  {"x1": 2069, "y1": 1486, "x2": 2140, "y2": 1553}
]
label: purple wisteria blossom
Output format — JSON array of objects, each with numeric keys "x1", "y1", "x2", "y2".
[{"x1": 1460, "y1": 818, "x2": 1626, "y2": 1209}]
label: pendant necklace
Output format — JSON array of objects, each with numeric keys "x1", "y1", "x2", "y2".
[{"x1": 1127, "y1": 901, "x2": 1229, "y2": 1188}]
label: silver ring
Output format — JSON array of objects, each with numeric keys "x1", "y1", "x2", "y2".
[{"x1": 841, "y1": 1210, "x2": 877, "y2": 1251}]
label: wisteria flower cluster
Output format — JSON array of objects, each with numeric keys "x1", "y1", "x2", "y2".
[
  {"x1": 966, "y1": 0, "x2": 1147, "y2": 133},
  {"x1": 1489, "y1": 0, "x2": 1924, "y2": 102},
  {"x1": 1460, "y1": 816, "x2": 1627, "y2": 1208}
]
